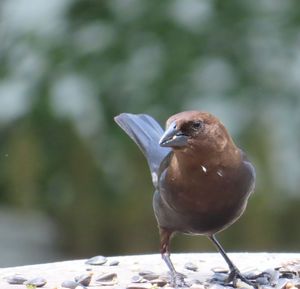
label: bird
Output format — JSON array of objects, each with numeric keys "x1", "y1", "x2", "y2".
[{"x1": 114, "y1": 111, "x2": 256, "y2": 287}]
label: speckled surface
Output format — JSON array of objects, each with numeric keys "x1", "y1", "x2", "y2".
[{"x1": 0, "y1": 253, "x2": 300, "y2": 288}]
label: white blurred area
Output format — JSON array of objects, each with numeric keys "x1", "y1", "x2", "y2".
[
  {"x1": 0, "y1": 0, "x2": 70, "y2": 266},
  {"x1": 0, "y1": 207, "x2": 60, "y2": 267}
]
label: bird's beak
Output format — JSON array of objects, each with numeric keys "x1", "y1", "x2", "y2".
[{"x1": 159, "y1": 121, "x2": 188, "y2": 147}]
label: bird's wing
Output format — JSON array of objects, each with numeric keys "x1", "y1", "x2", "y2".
[
  {"x1": 241, "y1": 151, "x2": 256, "y2": 194},
  {"x1": 114, "y1": 113, "x2": 171, "y2": 187}
]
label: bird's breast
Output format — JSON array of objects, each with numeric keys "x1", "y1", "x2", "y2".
[{"x1": 157, "y1": 162, "x2": 254, "y2": 234}]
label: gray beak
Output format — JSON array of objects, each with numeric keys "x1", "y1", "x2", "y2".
[{"x1": 159, "y1": 121, "x2": 188, "y2": 147}]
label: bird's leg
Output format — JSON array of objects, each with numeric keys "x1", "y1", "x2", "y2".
[
  {"x1": 160, "y1": 228, "x2": 186, "y2": 288},
  {"x1": 208, "y1": 234, "x2": 257, "y2": 288}
]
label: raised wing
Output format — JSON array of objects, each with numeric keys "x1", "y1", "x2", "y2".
[{"x1": 114, "y1": 113, "x2": 171, "y2": 187}]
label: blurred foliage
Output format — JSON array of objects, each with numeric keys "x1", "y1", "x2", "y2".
[{"x1": 0, "y1": 0, "x2": 300, "y2": 261}]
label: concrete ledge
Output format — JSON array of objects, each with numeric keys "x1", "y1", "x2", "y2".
[{"x1": 0, "y1": 253, "x2": 300, "y2": 288}]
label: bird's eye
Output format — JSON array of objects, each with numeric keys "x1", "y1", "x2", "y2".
[{"x1": 191, "y1": 121, "x2": 202, "y2": 130}]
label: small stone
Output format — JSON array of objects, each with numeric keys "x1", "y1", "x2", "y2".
[
  {"x1": 210, "y1": 273, "x2": 228, "y2": 283},
  {"x1": 285, "y1": 282, "x2": 298, "y2": 289},
  {"x1": 263, "y1": 269, "x2": 280, "y2": 285},
  {"x1": 281, "y1": 272, "x2": 297, "y2": 279},
  {"x1": 75, "y1": 273, "x2": 93, "y2": 286},
  {"x1": 256, "y1": 276, "x2": 270, "y2": 285},
  {"x1": 276, "y1": 278, "x2": 289, "y2": 289},
  {"x1": 188, "y1": 279, "x2": 202, "y2": 285},
  {"x1": 131, "y1": 275, "x2": 144, "y2": 283},
  {"x1": 5, "y1": 274, "x2": 27, "y2": 285},
  {"x1": 96, "y1": 272, "x2": 118, "y2": 285},
  {"x1": 61, "y1": 280, "x2": 81, "y2": 289},
  {"x1": 24, "y1": 277, "x2": 47, "y2": 287},
  {"x1": 139, "y1": 270, "x2": 155, "y2": 276},
  {"x1": 244, "y1": 272, "x2": 259, "y2": 280},
  {"x1": 85, "y1": 255, "x2": 107, "y2": 265},
  {"x1": 142, "y1": 273, "x2": 160, "y2": 281},
  {"x1": 185, "y1": 262, "x2": 198, "y2": 272},
  {"x1": 279, "y1": 267, "x2": 298, "y2": 278},
  {"x1": 243, "y1": 268, "x2": 261, "y2": 280},
  {"x1": 109, "y1": 260, "x2": 120, "y2": 266},
  {"x1": 150, "y1": 279, "x2": 168, "y2": 287},
  {"x1": 157, "y1": 273, "x2": 170, "y2": 283}
]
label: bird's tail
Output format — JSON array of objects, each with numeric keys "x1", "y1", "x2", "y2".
[{"x1": 114, "y1": 113, "x2": 170, "y2": 183}]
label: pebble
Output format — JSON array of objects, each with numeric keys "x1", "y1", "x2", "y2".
[
  {"x1": 75, "y1": 273, "x2": 93, "y2": 286},
  {"x1": 157, "y1": 273, "x2": 170, "y2": 283},
  {"x1": 276, "y1": 279, "x2": 290, "y2": 289},
  {"x1": 149, "y1": 278, "x2": 168, "y2": 287},
  {"x1": 188, "y1": 279, "x2": 202, "y2": 285},
  {"x1": 275, "y1": 278, "x2": 290, "y2": 289},
  {"x1": 96, "y1": 272, "x2": 118, "y2": 285},
  {"x1": 280, "y1": 272, "x2": 297, "y2": 279},
  {"x1": 244, "y1": 272, "x2": 259, "y2": 280},
  {"x1": 263, "y1": 268, "x2": 280, "y2": 285},
  {"x1": 210, "y1": 273, "x2": 228, "y2": 283},
  {"x1": 109, "y1": 260, "x2": 120, "y2": 266},
  {"x1": 139, "y1": 270, "x2": 155, "y2": 276},
  {"x1": 24, "y1": 277, "x2": 47, "y2": 287},
  {"x1": 281, "y1": 272, "x2": 297, "y2": 279},
  {"x1": 61, "y1": 280, "x2": 81, "y2": 289},
  {"x1": 142, "y1": 273, "x2": 160, "y2": 281},
  {"x1": 85, "y1": 255, "x2": 107, "y2": 265},
  {"x1": 185, "y1": 262, "x2": 198, "y2": 272},
  {"x1": 285, "y1": 282, "x2": 298, "y2": 289},
  {"x1": 243, "y1": 268, "x2": 262, "y2": 280},
  {"x1": 5, "y1": 274, "x2": 27, "y2": 285},
  {"x1": 256, "y1": 276, "x2": 270, "y2": 285},
  {"x1": 131, "y1": 275, "x2": 145, "y2": 283}
]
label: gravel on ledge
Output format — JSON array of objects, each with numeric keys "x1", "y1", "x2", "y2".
[{"x1": 1, "y1": 253, "x2": 300, "y2": 289}]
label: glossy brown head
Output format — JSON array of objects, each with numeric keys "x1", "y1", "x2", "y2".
[{"x1": 159, "y1": 111, "x2": 239, "y2": 164}]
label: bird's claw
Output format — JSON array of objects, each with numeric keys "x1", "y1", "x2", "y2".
[
  {"x1": 169, "y1": 272, "x2": 187, "y2": 288},
  {"x1": 227, "y1": 268, "x2": 258, "y2": 289}
]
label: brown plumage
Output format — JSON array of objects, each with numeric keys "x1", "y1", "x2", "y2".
[{"x1": 114, "y1": 111, "x2": 256, "y2": 287}]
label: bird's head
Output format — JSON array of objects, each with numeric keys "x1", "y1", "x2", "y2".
[{"x1": 159, "y1": 111, "x2": 235, "y2": 155}]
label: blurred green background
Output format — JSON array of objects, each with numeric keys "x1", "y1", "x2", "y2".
[{"x1": 0, "y1": 0, "x2": 300, "y2": 266}]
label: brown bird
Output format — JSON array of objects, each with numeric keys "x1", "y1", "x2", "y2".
[{"x1": 114, "y1": 111, "x2": 256, "y2": 287}]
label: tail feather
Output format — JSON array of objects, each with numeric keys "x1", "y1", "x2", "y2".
[{"x1": 114, "y1": 113, "x2": 170, "y2": 185}]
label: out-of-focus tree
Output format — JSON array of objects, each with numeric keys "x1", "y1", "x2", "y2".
[{"x1": 0, "y1": 0, "x2": 300, "y2": 263}]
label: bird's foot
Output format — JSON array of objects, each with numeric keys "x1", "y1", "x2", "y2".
[
  {"x1": 227, "y1": 268, "x2": 257, "y2": 289},
  {"x1": 169, "y1": 271, "x2": 187, "y2": 288}
]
